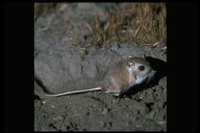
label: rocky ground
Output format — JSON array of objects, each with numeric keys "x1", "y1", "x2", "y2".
[{"x1": 34, "y1": 3, "x2": 167, "y2": 131}]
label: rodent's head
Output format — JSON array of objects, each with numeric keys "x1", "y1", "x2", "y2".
[{"x1": 126, "y1": 57, "x2": 156, "y2": 84}]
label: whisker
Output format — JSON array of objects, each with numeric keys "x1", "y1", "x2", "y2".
[{"x1": 144, "y1": 76, "x2": 150, "y2": 90}]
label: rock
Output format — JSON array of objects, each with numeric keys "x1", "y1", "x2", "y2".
[{"x1": 101, "y1": 108, "x2": 108, "y2": 115}]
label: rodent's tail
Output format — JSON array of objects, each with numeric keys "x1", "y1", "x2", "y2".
[
  {"x1": 34, "y1": 79, "x2": 102, "y2": 97},
  {"x1": 42, "y1": 87, "x2": 102, "y2": 97}
]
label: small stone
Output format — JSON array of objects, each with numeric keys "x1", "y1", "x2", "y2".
[
  {"x1": 53, "y1": 115, "x2": 64, "y2": 121},
  {"x1": 101, "y1": 108, "x2": 108, "y2": 115},
  {"x1": 99, "y1": 121, "x2": 105, "y2": 127},
  {"x1": 148, "y1": 110, "x2": 156, "y2": 119}
]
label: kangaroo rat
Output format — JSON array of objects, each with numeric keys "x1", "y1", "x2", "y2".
[{"x1": 35, "y1": 56, "x2": 156, "y2": 97}]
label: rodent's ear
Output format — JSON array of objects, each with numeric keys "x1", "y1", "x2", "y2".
[{"x1": 127, "y1": 61, "x2": 135, "y2": 67}]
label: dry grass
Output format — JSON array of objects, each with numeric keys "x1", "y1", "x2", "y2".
[
  {"x1": 34, "y1": 3, "x2": 167, "y2": 49},
  {"x1": 90, "y1": 3, "x2": 167, "y2": 48},
  {"x1": 34, "y1": 3, "x2": 56, "y2": 16}
]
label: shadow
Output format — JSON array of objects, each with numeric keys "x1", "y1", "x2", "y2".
[
  {"x1": 34, "y1": 76, "x2": 54, "y2": 95},
  {"x1": 145, "y1": 56, "x2": 167, "y2": 87},
  {"x1": 120, "y1": 56, "x2": 167, "y2": 96},
  {"x1": 34, "y1": 94, "x2": 41, "y2": 100}
]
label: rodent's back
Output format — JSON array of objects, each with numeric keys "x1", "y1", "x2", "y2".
[{"x1": 101, "y1": 59, "x2": 134, "y2": 93}]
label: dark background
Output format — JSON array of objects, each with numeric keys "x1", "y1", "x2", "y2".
[{"x1": 3, "y1": 2, "x2": 197, "y2": 131}]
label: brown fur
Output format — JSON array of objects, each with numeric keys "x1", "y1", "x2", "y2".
[{"x1": 101, "y1": 57, "x2": 152, "y2": 95}]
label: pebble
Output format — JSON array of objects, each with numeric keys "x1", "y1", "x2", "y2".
[{"x1": 101, "y1": 108, "x2": 108, "y2": 115}]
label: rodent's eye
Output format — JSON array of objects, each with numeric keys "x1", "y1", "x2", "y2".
[{"x1": 139, "y1": 66, "x2": 145, "y2": 71}]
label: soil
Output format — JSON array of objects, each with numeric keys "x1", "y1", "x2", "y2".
[{"x1": 34, "y1": 3, "x2": 167, "y2": 131}]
